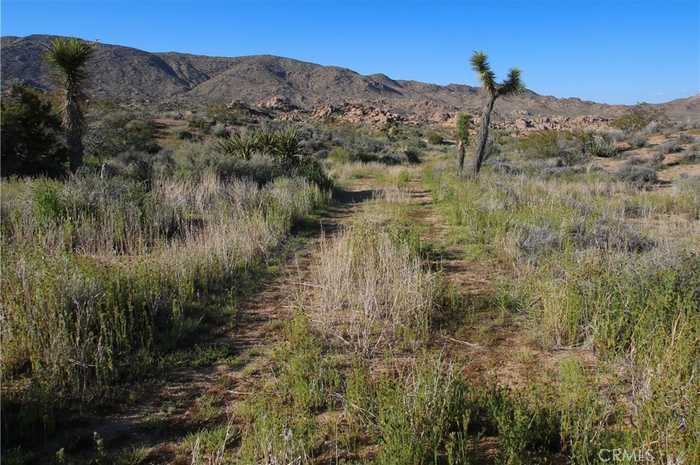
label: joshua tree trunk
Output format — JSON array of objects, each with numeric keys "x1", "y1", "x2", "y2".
[
  {"x1": 472, "y1": 93, "x2": 496, "y2": 177},
  {"x1": 457, "y1": 140, "x2": 466, "y2": 175},
  {"x1": 63, "y1": 91, "x2": 84, "y2": 172}
]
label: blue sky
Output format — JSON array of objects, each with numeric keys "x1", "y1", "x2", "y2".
[{"x1": 2, "y1": 0, "x2": 698, "y2": 104}]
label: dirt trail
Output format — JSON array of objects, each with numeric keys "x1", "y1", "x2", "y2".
[
  {"x1": 42, "y1": 184, "x2": 376, "y2": 464},
  {"x1": 404, "y1": 181, "x2": 596, "y2": 389}
]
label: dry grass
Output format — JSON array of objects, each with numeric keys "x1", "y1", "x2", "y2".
[
  {"x1": 1, "y1": 173, "x2": 328, "y2": 404},
  {"x1": 309, "y1": 217, "x2": 438, "y2": 356}
]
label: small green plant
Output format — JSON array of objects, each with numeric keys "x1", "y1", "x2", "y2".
[
  {"x1": 375, "y1": 357, "x2": 473, "y2": 465},
  {"x1": 488, "y1": 387, "x2": 560, "y2": 465},
  {"x1": 559, "y1": 358, "x2": 612, "y2": 464}
]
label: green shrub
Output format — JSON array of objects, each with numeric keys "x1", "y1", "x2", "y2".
[
  {"x1": 403, "y1": 147, "x2": 421, "y2": 164},
  {"x1": 32, "y1": 180, "x2": 67, "y2": 223},
  {"x1": 327, "y1": 146, "x2": 353, "y2": 163},
  {"x1": 583, "y1": 133, "x2": 616, "y2": 158},
  {"x1": 488, "y1": 388, "x2": 560, "y2": 465},
  {"x1": 85, "y1": 111, "x2": 160, "y2": 161},
  {"x1": 427, "y1": 131, "x2": 444, "y2": 145},
  {"x1": 1, "y1": 85, "x2": 68, "y2": 177},
  {"x1": 517, "y1": 130, "x2": 562, "y2": 159},
  {"x1": 611, "y1": 104, "x2": 666, "y2": 132}
]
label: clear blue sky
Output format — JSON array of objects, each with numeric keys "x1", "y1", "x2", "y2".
[{"x1": 2, "y1": 0, "x2": 698, "y2": 104}]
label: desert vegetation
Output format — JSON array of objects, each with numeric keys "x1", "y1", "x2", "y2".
[{"x1": 2, "y1": 35, "x2": 700, "y2": 465}]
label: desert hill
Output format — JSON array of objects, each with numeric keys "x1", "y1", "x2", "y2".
[{"x1": 2, "y1": 34, "x2": 698, "y2": 125}]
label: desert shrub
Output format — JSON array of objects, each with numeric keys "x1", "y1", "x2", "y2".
[
  {"x1": 583, "y1": 133, "x2": 616, "y2": 158},
  {"x1": 188, "y1": 116, "x2": 213, "y2": 133},
  {"x1": 616, "y1": 165, "x2": 658, "y2": 187},
  {"x1": 210, "y1": 123, "x2": 228, "y2": 138},
  {"x1": 175, "y1": 142, "x2": 284, "y2": 184},
  {"x1": 513, "y1": 223, "x2": 561, "y2": 263},
  {"x1": 426, "y1": 163, "x2": 698, "y2": 462},
  {"x1": 327, "y1": 146, "x2": 353, "y2": 163},
  {"x1": 679, "y1": 133, "x2": 697, "y2": 144},
  {"x1": 529, "y1": 254, "x2": 700, "y2": 464},
  {"x1": 656, "y1": 139, "x2": 681, "y2": 154},
  {"x1": 403, "y1": 147, "x2": 421, "y2": 163},
  {"x1": 102, "y1": 149, "x2": 175, "y2": 182},
  {"x1": 602, "y1": 128, "x2": 626, "y2": 142},
  {"x1": 487, "y1": 387, "x2": 561, "y2": 464},
  {"x1": 343, "y1": 353, "x2": 562, "y2": 465},
  {"x1": 567, "y1": 218, "x2": 655, "y2": 253},
  {"x1": 176, "y1": 129, "x2": 194, "y2": 140},
  {"x1": 206, "y1": 102, "x2": 255, "y2": 126},
  {"x1": 639, "y1": 120, "x2": 660, "y2": 136},
  {"x1": 678, "y1": 145, "x2": 699, "y2": 164},
  {"x1": 517, "y1": 130, "x2": 588, "y2": 165},
  {"x1": 517, "y1": 130, "x2": 561, "y2": 159},
  {"x1": 1, "y1": 85, "x2": 68, "y2": 178},
  {"x1": 628, "y1": 133, "x2": 647, "y2": 148},
  {"x1": 85, "y1": 111, "x2": 160, "y2": 161},
  {"x1": 611, "y1": 104, "x2": 667, "y2": 132},
  {"x1": 311, "y1": 219, "x2": 438, "y2": 355},
  {"x1": 426, "y1": 131, "x2": 444, "y2": 145},
  {"x1": 529, "y1": 253, "x2": 699, "y2": 353},
  {"x1": 294, "y1": 158, "x2": 333, "y2": 191}
]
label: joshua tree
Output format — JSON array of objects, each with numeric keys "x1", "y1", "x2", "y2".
[
  {"x1": 455, "y1": 112, "x2": 471, "y2": 175},
  {"x1": 470, "y1": 51, "x2": 523, "y2": 177},
  {"x1": 44, "y1": 38, "x2": 93, "y2": 172}
]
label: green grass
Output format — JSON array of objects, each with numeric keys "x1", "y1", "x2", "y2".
[
  {"x1": 422, "y1": 158, "x2": 699, "y2": 463},
  {"x1": 1, "y1": 173, "x2": 329, "y2": 449}
]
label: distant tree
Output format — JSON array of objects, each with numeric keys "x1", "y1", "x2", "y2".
[
  {"x1": 1, "y1": 85, "x2": 68, "y2": 177},
  {"x1": 44, "y1": 37, "x2": 94, "y2": 172},
  {"x1": 455, "y1": 113, "x2": 471, "y2": 175},
  {"x1": 470, "y1": 52, "x2": 523, "y2": 177}
]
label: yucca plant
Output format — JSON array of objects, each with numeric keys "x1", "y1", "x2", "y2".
[
  {"x1": 470, "y1": 51, "x2": 523, "y2": 177},
  {"x1": 216, "y1": 131, "x2": 258, "y2": 160},
  {"x1": 271, "y1": 129, "x2": 301, "y2": 168},
  {"x1": 44, "y1": 37, "x2": 93, "y2": 172}
]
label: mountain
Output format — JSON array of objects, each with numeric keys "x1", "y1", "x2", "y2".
[{"x1": 2, "y1": 35, "x2": 697, "y2": 123}]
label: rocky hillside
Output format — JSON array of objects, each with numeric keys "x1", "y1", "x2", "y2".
[{"x1": 2, "y1": 34, "x2": 697, "y2": 125}]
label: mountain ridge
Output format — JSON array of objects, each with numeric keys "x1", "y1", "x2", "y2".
[{"x1": 2, "y1": 34, "x2": 698, "y2": 123}]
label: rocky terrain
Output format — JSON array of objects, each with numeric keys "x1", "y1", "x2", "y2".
[{"x1": 2, "y1": 34, "x2": 698, "y2": 128}]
